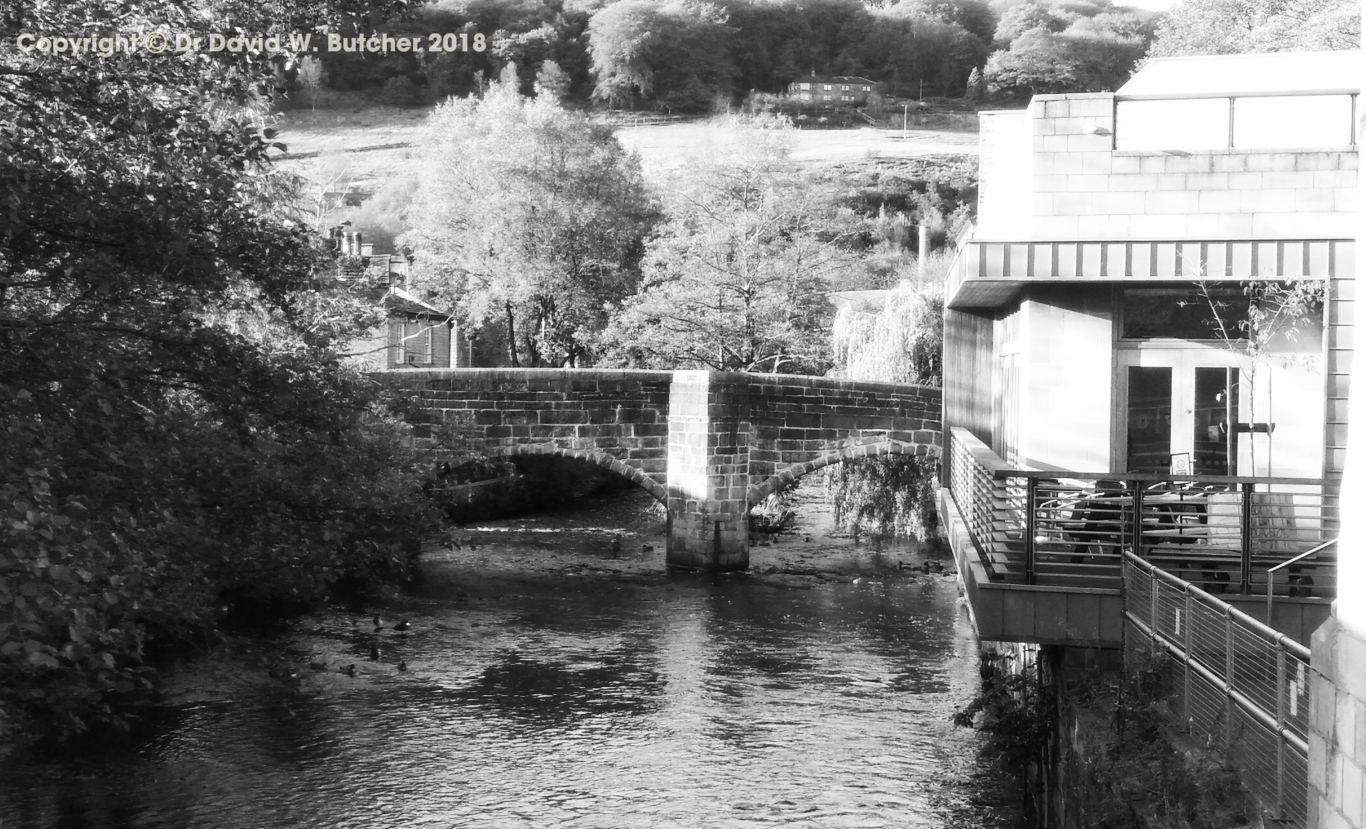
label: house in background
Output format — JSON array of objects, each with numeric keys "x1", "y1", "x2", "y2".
[
  {"x1": 939, "y1": 49, "x2": 1356, "y2": 646},
  {"x1": 331, "y1": 224, "x2": 473, "y2": 370},
  {"x1": 786, "y1": 74, "x2": 877, "y2": 106}
]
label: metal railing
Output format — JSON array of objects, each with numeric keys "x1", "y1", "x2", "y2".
[
  {"x1": 946, "y1": 428, "x2": 1338, "y2": 596},
  {"x1": 1124, "y1": 551, "x2": 1311, "y2": 827},
  {"x1": 1266, "y1": 538, "x2": 1338, "y2": 623}
]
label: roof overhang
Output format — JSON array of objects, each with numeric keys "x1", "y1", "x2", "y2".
[{"x1": 946, "y1": 238, "x2": 1352, "y2": 310}]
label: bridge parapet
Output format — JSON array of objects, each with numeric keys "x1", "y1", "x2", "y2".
[{"x1": 373, "y1": 369, "x2": 942, "y2": 571}]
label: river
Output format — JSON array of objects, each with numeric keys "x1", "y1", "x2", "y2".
[{"x1": 0, "y1": 482, "x2": 1024, "y2": 828}]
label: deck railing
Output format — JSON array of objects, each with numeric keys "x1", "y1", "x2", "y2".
[
  {"x1": 1124, "y1": 551, "x2": 1311, "y2": 827},
  {"x1": 945, "y1": 428, "x2": 1338, "y2": 597}
]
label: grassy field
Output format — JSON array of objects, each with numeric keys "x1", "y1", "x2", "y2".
[{"x1": 273, "y1": 103, "x2": 980, "y2": 200}]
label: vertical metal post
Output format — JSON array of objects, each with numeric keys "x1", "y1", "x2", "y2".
[
  {"x1": 1149, "y1": 568, "x2": 1160, "y2": 654},
  {"x1": 1025, "y1": 476, "x2": 1037, "y2": 585},
  {"x1": 1134, "y1": 482, "x2": 1145, "y2": 561},
  {"x1": 1224, "y1": 607, "x2": 1235, "y2": 749},
  {"x1": 1275, "y1": 640, "x2": 1287, "y2": 819},
  {"x1": 1240, "y1": 483, "x2": 1254, "y2": 594},
  {"x1": 1184, "y1": 589, "x2": 1193, "y2": 727}
]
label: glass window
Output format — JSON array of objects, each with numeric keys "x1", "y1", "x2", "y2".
[
  {"x1": 1121, "y1": 287, "x2": 1249, "y2": 340},
  {"x1": 1127, "y1": 366, "x2": 1173, "y2": 474},
  {"x1": 1193, "y1": 367, "x2": 1239, "y2": 475},
  {"x1": 1115, "y1": 98, "x2": 1231, "y2": 151},
  {"x1": 1232, "y1": 95, "x2": 1353, "y2": 149}
]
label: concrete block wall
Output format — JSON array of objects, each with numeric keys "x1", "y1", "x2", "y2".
[
  {"x1": 1310, "y1": 616, "x2": 1366, "y2": 829},
  {"x1": 979, "y1": 93, "x2": 1359, "y2": 242}
]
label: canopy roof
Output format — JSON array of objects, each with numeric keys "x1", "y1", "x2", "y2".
[{"x1": 1117, "y1": 50, "x2": 1361, "y2": 99}]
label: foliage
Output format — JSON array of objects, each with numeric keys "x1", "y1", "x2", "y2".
[
  {"x1": 534, "y1": 59, "x2": 572, "y2": 103},
  {"x1": 597, "y1": 115, "x2": 851, "y2": 374},
  {"x1": 1148, "y1": 0, "x2": 1359, "y2": 57},
  {"x1": 825, "y1": 454, "x2": 940, "y2": 541},
  {"x1": 296, "y1": 57, "x2": 326, "y2": 112},
  {"x1": 1, "y1": 0, "x2": 444, "y2": 736},
  {"x1": 401, "y1": 76, "x2": 656, "y2": 367},
  {"x1": 1055, "y1": 658, "x2": 1257, "y2": 829},
  {"x1": 587, "y1": 0, "x2": 736, "y2": 113},
  {"x1": 831, "y1": 279, "x2": 945, "y2": 386},
  {"x1": 984, "y1": 8, "x2": 1158, "y2": 100},
  {"x1": 953, "y1": 650, "x2": 1058, "y2": 771},
  {"x1": 1196, "y1": 278, "x2": 1326, "y2": 474}
]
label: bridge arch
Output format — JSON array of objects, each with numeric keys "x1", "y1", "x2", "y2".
[
  {"x1": 497, "y1": 444, "x2": 668, "y2": 507},
  {"x1": 745, "y1": 440, "x2": 940, "y2": 506}
]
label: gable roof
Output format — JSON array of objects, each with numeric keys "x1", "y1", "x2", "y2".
[
  {"x1": 1118, "y1": 50, "x2": 1361, "y2": 99},
  {"x1": 384, "y1": 286, "x2": 449, "y2": 318}
]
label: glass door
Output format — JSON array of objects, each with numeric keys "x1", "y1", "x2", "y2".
[{"x1": 1119, "y1": 351, "x2": 1244, "y2": 476}]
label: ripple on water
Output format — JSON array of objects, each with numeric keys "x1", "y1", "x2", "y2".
[{"x1": 0, "y1": 484, "x2": 1021, "y2": 829}]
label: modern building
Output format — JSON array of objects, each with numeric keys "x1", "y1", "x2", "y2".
[
  {"x1": 936, "y1": 50, "x2": 1362, "y2": 828},
  {"x1": 940, "y1": 49, "x2": 1356, "y2": 645},
  {"x1": 786, "y1": 75, "x2": 877, "y2": 106}
]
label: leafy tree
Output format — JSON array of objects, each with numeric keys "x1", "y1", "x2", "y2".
[
  {"x1": 1196, "y1": 278, "x2": 1326, "y2": 475},
  {"x1": 824, "y1": 272, "x2": 946, "y2": 540},
  {"x1": 1, "y1": 0, "x2": 446, "y2": 736},
  {"x1": 984, "y1": 20, "x2": 1149, "y2": 99},
  {"x1": 993, "y1": 0, "x2": 1067, "y2": 45},
  {"x1": 401, "y1": 78, "x2": 655, "y2": 367},
  {"x1": 1149, "y1": 0, "x2": 1359, "y2": 56},
  {"x1": 587, "y1": 0, "x2": 735, "y2": 112},
  {"x1": 296, "y1": 57, "x2": 326, "y2": 112},
  {"x1": 534, "y1": 59, "x2": 572, "y2": 102},
  {"x1": 965, "y1": 66, "x2": 986, "y2": 101},
  {"x1": 598, "y1": 116, "x2": 850, "y2": 374}
]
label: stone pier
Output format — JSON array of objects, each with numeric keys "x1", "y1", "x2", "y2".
[{"x1": 665, "y1": 371, "x2": 751, "y2": 571}]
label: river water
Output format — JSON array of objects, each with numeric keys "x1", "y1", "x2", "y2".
[{"x1": 0, "y1": 482, "x2": 1023, "y2": 829}]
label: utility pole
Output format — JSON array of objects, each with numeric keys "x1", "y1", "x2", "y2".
[{"x1": 902, "y1": 102, "x2": 907, "y2": 139}]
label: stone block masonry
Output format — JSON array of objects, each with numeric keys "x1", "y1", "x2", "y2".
[{"x1": 375, "y1": 369, "x2": 942, "y2": 571}]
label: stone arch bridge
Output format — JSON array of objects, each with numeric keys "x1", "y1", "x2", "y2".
[{"x1": 377, "y1": 369, "x2": 942, "y2": 572}]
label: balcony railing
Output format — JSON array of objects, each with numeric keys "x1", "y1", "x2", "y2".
[
  {"x1": 1125, "y1": 552, "x2": 1312, "y2": 826},
  {"x1": 945, "y1": 428, "x2": 1338, "y2": 598}
]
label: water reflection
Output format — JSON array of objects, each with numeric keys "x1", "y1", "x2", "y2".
[{"x1": 0, "y1": 482, "x2": 1023, "y2": 829}]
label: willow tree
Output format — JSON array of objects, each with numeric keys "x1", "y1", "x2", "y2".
[
  {"x1": 826, "y1": 272, "x2": 947, "y2": 542},
  {"x1": 402, "y1": 73, "x2": 656, "y2": 367}
]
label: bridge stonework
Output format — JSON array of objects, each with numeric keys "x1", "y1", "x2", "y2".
[{"x1": 377, "y1": 369, "x2": 942, "y2": 572}]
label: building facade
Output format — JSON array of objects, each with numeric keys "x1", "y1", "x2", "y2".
[
  {"x1": 786, "y1": 75, "x2": 876, "y2": 106},
  {"x1": 946, "y1": 50, "x2": 1356, "y2": 493}
]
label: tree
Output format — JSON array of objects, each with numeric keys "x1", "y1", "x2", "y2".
[
  {"x1": 534, "y1": 59, "x2": 572, "y2": 103},
  {"x1": 588, "y1": 0, "x2": 735, "y2": 112},
  {"x1": 401, "y1": 78, "x2": 655, "y2": 367},
  {"x1": 965, "y1": 66, "x2": 986, "y2": 101},
  {"x1": 1196, "y1": 279, "x2": 1326, "y2": 475},
  {"x1": 1148, "y1": 0, "x2": 1359, "y2": 57},
  {"x1": 824, "y1": 274, "x2": 946, "y2": 541},
  {"x1": 2, "y1": 0, "x2": 441, "y2": 734},
  {"x1": 296, "y1": 56, "x2": 326, "y2": 112},
  {"x1": 598, "y1": 116, "x2": 850, "y2": 374}
]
